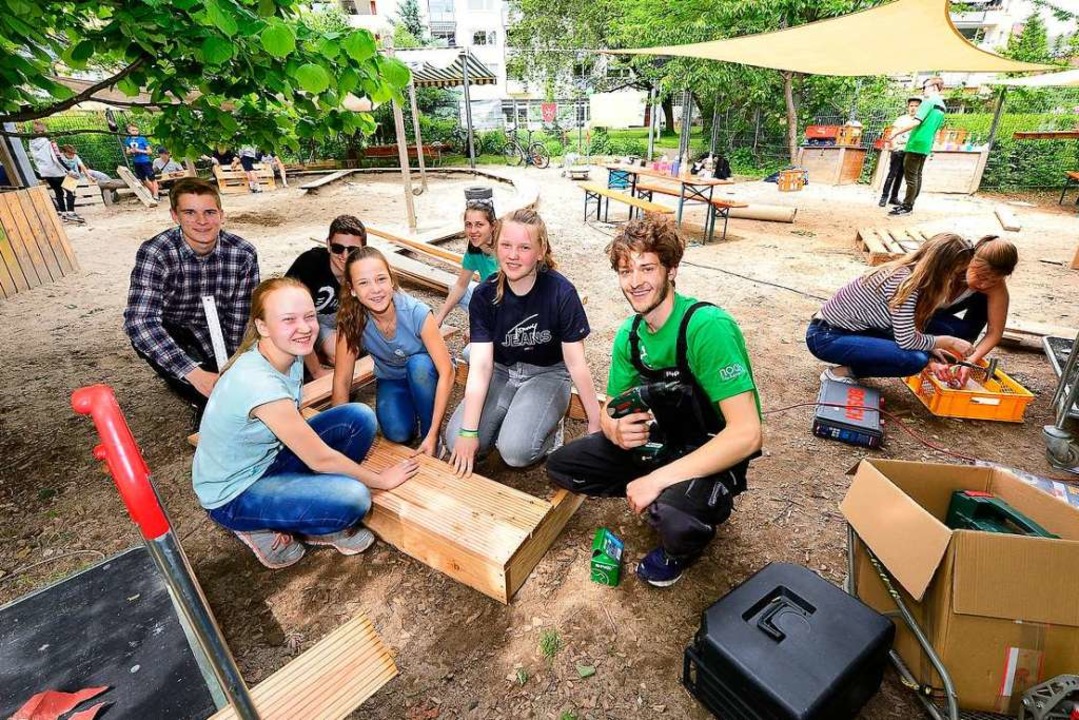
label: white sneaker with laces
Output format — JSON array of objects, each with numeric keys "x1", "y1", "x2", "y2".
[
  {"x1": 234, "y1": 530, "x2": 306, "y2": 569},
  {"x1": 304, "y1": 527, "x2": 375, "y2": 556}
]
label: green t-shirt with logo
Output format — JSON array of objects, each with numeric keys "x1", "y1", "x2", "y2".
[
  {"x1": 462, "y1": 249, "x2": 499, "y2": 281},
  {"x1": 607, "y1": 293, "x2": 761, "y2": 417},
  {"x1": 905, "y1": 95, "x2": 946, "y2": 155}
]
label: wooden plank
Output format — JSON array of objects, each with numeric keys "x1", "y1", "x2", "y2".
[
  {"x1": 299, "y1": 169, "x2": 360, "y2": 193},
  {"x1": 72, "y1": 178, "x2": 105, "y2": 208},
  {"x1": 454, "y1": 360, "x2": 603, "y2": 422},
  {"x1": 880, "y1": 229, "x2": 905, "y2": 255},
  {"x1": 504, "y1": 489, "x2": 585, "y2": 599},
  {"x1": 0, "y1": 197, "x2": 31, "y2": 294},
  {"x1": 214, "y1": 164, "x2": 276, "y2": 195},
  {"x1": 0, "y1": 191, "x2": 47, "y2": 286},
  {"x1": 25, "y1": 185, "x2": 77, "y2": 275},
  {"x1": 366, "y1": 225, "x2": 464, "y2": 266},
  {"x1": 368, "y1": 239, "x2": 458, "y2": 292},
  {"x1": 209, "y1": 613, "x2": 396, "y2": 720},
  {"x1": 579, "y1": 183, "x2": 674, "y2": 215},
  {"x1": 116, "y1": 166, "x2": 159, "y2": 207},
  {"x1": 0, "y1": 221, "x2": 19, "y2": 298},
  {"x1": 15, "y1": 187, "x2": 65, "y2": 281},
  {"x1": 994, "y1": 204, "x2": 1021, "y2": 232}
]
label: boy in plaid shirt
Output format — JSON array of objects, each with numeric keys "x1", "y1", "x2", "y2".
[{"x1": 123, "y1": 178, "x2": 259, "y2": 416}]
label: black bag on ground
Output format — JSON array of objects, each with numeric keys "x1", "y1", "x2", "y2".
[{"x1": 683, "y1": 563, "x2": 894, "y2": 720}]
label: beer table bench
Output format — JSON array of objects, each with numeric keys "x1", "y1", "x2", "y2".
[{"x1": 579, "y1": 182, "x2": 672, "y2": 223}]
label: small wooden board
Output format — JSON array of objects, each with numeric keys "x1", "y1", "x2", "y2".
[
  {"x1": 115, "y1": 166, "x2": 159, "y2": 207},
  {"x1": 368, "y1": 238, "x2": 459, "y2": 292},
  {"x1": 209, "y1": 613, "x2": 396, "y2": 720},
  {"x1": 854, "y1": 226, "x2": 928, "y2": 265},
  {"x1": 360, "y1": 437, "x2": 583, "y2": 603},
  {"x1": 994, "y1": 204, "x2": 1021, "y2": 232},
  {"x1": 299, "y1": 169, "x2": 360, "y2": 194}
]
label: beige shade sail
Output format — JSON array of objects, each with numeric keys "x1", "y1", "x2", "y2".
[
  {"x1": 999, "y1": 68, "x2": 1079, "y2": 87},
  {"x1": 612, "y1": 0, "x2": 1052, "y2": 76}
]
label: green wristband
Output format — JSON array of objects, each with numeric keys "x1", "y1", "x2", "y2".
[{"x1": 458, "y1": 428, "x2": 479, "y2": 438}]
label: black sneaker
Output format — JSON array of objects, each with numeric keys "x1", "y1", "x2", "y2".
[
  {"x1": 889, "y1": 206, "x2": 912, "y2": 216},
  {"x1": 888, "y1": 197, "x2": 902, "y2": 205},
  {"x1": 636, "y1": 547, "x2": 688, "y2": 587},
  {"x1": 877, "y1": 197, "x2": 887, "y2": 207}
]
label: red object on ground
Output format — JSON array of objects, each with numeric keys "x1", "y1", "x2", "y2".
[
  {"x1": 70, "y1": 385, "x2": 170, "y2": 540},
  {"x1": 67, "y1": 702, "x2": 111, "y2": 720},
  {"x1": 10, "y1": 687, "x2": 109, "y2": 720},
  {"x1": 805, "y1": 124, "x2": 840, "y2": 139}
]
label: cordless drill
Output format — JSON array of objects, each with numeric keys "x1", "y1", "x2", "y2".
[{"x1": 607, "y1": 381, "x2": 692, "y2": 464}]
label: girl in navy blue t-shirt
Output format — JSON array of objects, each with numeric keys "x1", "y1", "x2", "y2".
[{"x1": 444, "y1": 208, "x2": 601, "y2": 476}]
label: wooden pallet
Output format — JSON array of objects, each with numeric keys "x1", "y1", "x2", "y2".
[
  {"x1": 0, "y1": 186, "x2": 80, "y2": 299},
  {"x1": 854, "y1": 226, "x2": 930, "y2": 265},
  {"x1": 359, "y1": 437, "x2": 583, "y2": 603},
  {"x1": 213, "y1": 164, "x2": 277, "y2": 195},
  {"x1": 209, "y1": 613, "x2": 396, "y2": 720},
  {"x1": 72, "y1": 178, "x2": 105, "y2": 209},
  {"x1": 115, "y1": 166, "x2": 159, "y2": 207}
]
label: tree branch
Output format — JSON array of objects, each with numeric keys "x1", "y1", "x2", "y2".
[{"x1": 0, "y1": 58, "x2": 148, "y2": 125}]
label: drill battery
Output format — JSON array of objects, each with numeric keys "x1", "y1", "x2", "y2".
[
  {"x1": 812, "y1": 379, "x2": 883, "y2": 449},
  {"x1": 946, "y1": 490, "x2": 1058, "y2": 538}
]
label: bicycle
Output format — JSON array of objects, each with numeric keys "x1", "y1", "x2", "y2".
[{"x1": 502, "y1": 126, "x2": 550, "y2": 169}]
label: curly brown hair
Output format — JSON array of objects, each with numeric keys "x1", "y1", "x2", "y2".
[
  {"x1": 337, "y1": 247, "x2": 400, "y2": 357},
  {"x1": 605, "y1": 213, "x2": 685, "y2": 271}
]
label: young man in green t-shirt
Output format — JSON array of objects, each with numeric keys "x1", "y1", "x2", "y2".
[
  {"x1": 547, "y1": 215, "x2": 763, "y2": 587},
  {"x1": 888, "y1": 76, "x2": 946, "y2": 216}
]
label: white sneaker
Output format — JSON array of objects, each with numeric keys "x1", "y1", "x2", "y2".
[
  {"x1": 234, "y1": 530, "x2": 306, "y2": 569},
  {"x1": 820, "y1": 367, "x2": 858, "y2": 385},
  {"x1": 304, "y1": 527, "x2": 375, "y2": 556},
  {"x1": 547, "y1": 418, "x2": 565, "y2": 455}
]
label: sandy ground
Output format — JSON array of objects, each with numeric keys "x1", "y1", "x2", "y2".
[{"x1": 1, "y1": 165, "x2": 1078, "y2": 720}]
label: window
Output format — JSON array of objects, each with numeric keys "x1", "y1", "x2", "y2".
[
  {"x1": 340, "y1": 0, "x2": 374, "y2": 15},
  {"x1": 472, "y1": 30, "x2": 497, "y2": 46},
  {"x1": 427, "y1": 0, "x2": 454, "y2": 22},
  {"x1": 958, "y1": 27, "x2": 986, "y2": 43},
  {"x1": 468, "y1": 0, "x2": 495, "y2": 10}
]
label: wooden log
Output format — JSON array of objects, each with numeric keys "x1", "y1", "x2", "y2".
[
  {"x1": 726, "y1": 204, "x2": 797, "y2": 223},
  {"x1": 994, "y1": 204, "x2": 1021, "y2": 232},
  {"x1": 209, "y1": 613, "x2": 396, "y2": 720}
]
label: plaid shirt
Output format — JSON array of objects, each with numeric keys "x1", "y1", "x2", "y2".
[{"x1": 123, "y1": 227, "x2": 260, "y2": 380}]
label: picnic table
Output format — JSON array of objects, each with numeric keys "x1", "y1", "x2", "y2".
[
  {"x1": 1013, "y1": 130, "x2": 1079, "y2": 207},
  {"x1": 604, "y1": 164, "x2": 740, "y2": 241}
]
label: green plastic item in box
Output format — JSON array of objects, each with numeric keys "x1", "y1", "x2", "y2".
[
  {"x1": 945, "y1": 490, "x2": 1058, "y2": 538},
  {"x1": 590, "y1": 528, "x2": 624, "y2": 586}
]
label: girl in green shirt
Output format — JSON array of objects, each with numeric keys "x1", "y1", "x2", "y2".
[{"x1": 433, "y1": 200, "x2": 500, "y2": 329}]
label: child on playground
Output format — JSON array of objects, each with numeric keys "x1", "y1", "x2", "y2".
[
  {"x1": 806, "y1": 233, "x2": 976, "y2": 382},
  {"x1": 432, "y1": 199, "x2": 500, "y2": 335},
  {"x1": 443, "y1": 208, "x2": 602, "y2": 476},
  {"x1": 193, "y1": 277, "x2": 418, "y2": 569},
  {"x1": 928, "y1": 235, "x2": 1017, "y2": 386},
  {"x1": 331, "y1": 247, "x2": 455, "y2": 456}
]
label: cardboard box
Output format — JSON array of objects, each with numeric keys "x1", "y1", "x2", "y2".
[{"x1": 840, "y1": 460, "x2": 1079, "y2": 715}]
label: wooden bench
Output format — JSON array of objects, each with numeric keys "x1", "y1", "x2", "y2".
[
  {"x1": 209, "y1": 613, "x2": 396, "y2": 720},
  {"x1": 580, "y1": 182, "x2": 672, "y2": 223},
  {"x1": 1060, "y1": 171, "x2": 1079, "y2": 206},
  {"x1": 706, "y1": 196, "x2": 750, "y2": 242},
  {"x1": 361, "y1": 145, "x2": 439, "y2": 166},
  {"x1": 212, "y1": 163, "x2": 276, "y2": 195}
]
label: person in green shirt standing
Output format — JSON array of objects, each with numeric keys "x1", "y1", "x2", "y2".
[
  {"x1": 888, "y1": 76, "x2": 947, "y2": 216},
  {"x1": 546, "y1": 215, "x2": 763, "y2": 587}
]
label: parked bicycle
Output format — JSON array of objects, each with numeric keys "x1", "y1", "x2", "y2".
[{"x1": 503, "y1": 126, "x2": 550, "y2": 169}]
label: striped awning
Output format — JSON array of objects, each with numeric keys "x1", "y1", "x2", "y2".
[{"x1": 410, "y1": 53, "x2": 497, "y2": 88}]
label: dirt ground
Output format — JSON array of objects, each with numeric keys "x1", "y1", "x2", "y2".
[{"x1": 1, "y1": 165, "x2": 1077, "y2": 720}]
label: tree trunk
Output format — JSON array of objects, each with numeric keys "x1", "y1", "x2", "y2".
[
  {"x1": 782, "y1": 71, "x2": 799, "y2": 164},
  {"x1": 661, "y1": 96, "x2": 675, "y2": 135}
]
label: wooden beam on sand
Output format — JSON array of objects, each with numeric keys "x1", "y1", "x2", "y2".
[
  {"x1": 299, "y1": 169, "x2": 361, "y2": 194},
  {"x1": 209, "y1": 613, "x2": 396, "y2": 720}
]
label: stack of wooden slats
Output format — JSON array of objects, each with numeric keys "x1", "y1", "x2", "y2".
[
  {"x1": 0, "y1": 186, "x2": 80, "y2": 299},
  {"x1": 854, "y1": 226, "x2": 930, "y2": 265}
]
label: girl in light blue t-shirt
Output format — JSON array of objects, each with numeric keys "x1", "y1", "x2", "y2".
[
  {"x1": 193, "y1": 277, "x2": 419, "y2": 569},
  {"x1": 332, "y1": 247, "x2": 455, "y2": 456}
]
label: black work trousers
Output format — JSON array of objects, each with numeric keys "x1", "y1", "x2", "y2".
[
  {"x1": 132, "y1": 322, "x2": 218, "y2": 413},
  {"x1": 880, "y1": 150, "x2": 905, "y2": 202},
  {"x1": 901, "y1": 151, "x2": 929, "y2": 209},
  {"x1": 547, "y1": 432, "x2": 746, "y2": 561},
  {"x1": 42, "y1": 176, "x2": 74, "y2": 212}
]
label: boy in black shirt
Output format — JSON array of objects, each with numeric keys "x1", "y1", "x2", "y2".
[{"x1": 285, "y1": 215, "x2": 367, "y2": 378}]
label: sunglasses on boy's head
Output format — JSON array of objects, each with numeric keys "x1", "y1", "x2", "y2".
[{"x1": 330, "y1": 242, "x2": 363, "y2": 255}]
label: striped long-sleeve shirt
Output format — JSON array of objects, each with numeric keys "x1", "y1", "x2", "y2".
[
  {"x1": 123, "y1": 227, "x2": 260, "y2": 380},
  {"x1": 819, "y1": 267, "x2": 935, "y2": 352}
]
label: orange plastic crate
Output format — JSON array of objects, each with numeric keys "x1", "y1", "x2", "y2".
[{"x1": 903, "y1": 364, "x2": 1034, "y2": 422}]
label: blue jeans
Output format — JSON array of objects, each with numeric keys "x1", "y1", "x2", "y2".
[
  {"x1": 805, "y1": 319, "x2": 930, "y2": 378},
  {"x1": 927, "y1": 292, "x2": 988, "y2": 343},
  {"x1": 208, "y1": 403, "x2": 377, "y2": 536},
  {"x1": 444, "y1": 361, "x2": 570, "y2": 468},
  {"x1": 376, "y1": 353, "x2": 438, "y2": 443},
  {"x1": 458, "y1": 280, "x2": 479, "y2": 312}
]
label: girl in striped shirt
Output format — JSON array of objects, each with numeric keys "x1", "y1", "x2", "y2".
[{"x1": 806, "y1": 233, "x2": 976, "y2": 382}]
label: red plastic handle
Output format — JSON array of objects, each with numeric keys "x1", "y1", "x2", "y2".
[{"x1": 71, "y1": 384, "x2": 170, "y2": 540}]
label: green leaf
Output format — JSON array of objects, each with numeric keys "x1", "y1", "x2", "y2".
[
  {"x1": 173, "y1": 0, "x2": 199, "y2": 9},
  {"x1": 201, "y1": 36, "x2": 234, "y2": 65},
  {"x1": 370, "y1": 83, "x2": 392, "y2": 105},
  {"x1": 379, "y1": 57, "x2": 411, "y2": 88},
  {"x1": 261, "y1": 21, "x2": 296, "y2": 58},
  {"x1": 116, "y1": 76, "x2": 141, "y2": 97},
  {"x1": 66, "y1": 39, "x2": 95, "y2": 67},
  {"x1": 293, "y1": 63, "x2": 330, "y2": 94},
  {"x1": 575, "y1": 664, "x2": 596, "y2": 679},
  {"x1": 204, "y1": 0, "x2": 238, "y2": 37},
  {"x1": 257, "y1": 0, "x2": 276, "y2": 17},
  {"x1": 341, "y1": 30, "x2": 376, "y2": 62},
  {"x1": 314, "y1": 37, "x2": 340, "y2": 60},
  {"x1": 337, "y1": 68, "x2": 359, "y2": 96}
]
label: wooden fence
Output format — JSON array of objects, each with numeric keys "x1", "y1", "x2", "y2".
[{"x1": 0, "y1": 186, "x2": 80, "y2": 299}]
